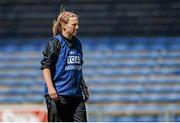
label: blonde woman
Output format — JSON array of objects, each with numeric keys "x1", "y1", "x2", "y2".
[{"x1": 41, "y1": 10, "x2": 89, "y2": 122}]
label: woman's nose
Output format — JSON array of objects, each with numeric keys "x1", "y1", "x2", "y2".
[{"x1": 76, "y1": 25, "x2": 79, "y2": 29}]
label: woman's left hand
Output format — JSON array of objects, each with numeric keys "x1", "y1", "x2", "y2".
[{"x1": 82, "y1": 87, "x2": 89, "y2": 103}]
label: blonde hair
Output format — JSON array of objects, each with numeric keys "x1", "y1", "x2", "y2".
[{"x1": 52, "y1": 11, "x2": 78, "y2": 36}]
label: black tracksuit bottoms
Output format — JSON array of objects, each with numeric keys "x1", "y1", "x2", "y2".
[{"x1": 45, "y1": 95, "x2": 87, "y2": 122}]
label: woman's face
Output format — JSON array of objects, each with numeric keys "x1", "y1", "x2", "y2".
[{"x1": 63, "y1": 16, "x2": 79, "y2": 37}]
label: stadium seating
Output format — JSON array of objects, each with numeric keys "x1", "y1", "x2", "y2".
[
  {"x1": 0, "y1": 37, "x2": 180, "y2": 121},
  {"x1": 1, "y1": 0, "x2": 180, "y2": 121},
  {"x1": 1, "y1": 0, "x2": 180, "y2": 38}
]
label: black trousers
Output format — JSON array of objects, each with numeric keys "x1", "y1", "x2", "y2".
[{"x1": 45, "y1": 95, "x2": 87, "y2": 122}]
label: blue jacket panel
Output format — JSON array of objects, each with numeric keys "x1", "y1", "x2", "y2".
[{"x1": 44, "y1": 34, "x2": 83, "y2": 97}]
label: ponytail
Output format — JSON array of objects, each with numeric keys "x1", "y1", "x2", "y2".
[{"x1": 52, "y1": 20, "x2": 61, "y2": 36}]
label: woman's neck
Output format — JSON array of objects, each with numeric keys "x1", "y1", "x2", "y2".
[{"x1": 62, "y1": 32, "x2": 72, "y2": 40}]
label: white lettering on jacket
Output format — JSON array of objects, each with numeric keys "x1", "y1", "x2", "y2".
[
  {"x1": 65, "y1": 65, "x2": 82, "y2": 71},
  {"x1": 67, "y1": 56, "x2": 80, "y2": 64}
]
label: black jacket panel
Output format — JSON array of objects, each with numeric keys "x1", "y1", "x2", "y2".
[{"x1": 40, "y1": 38, "x2": 60, "y2": 70}]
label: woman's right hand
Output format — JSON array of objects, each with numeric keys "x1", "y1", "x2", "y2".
[{"x1": 48, "y1": 87, "x2": 59, "y2": 100}]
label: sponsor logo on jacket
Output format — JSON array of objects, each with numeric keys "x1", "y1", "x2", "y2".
[{"x1": 67, "y1": 56, "x2": 80, "y2": 64}]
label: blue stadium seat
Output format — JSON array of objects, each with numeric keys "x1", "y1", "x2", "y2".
[{"x1": 0, "y1": 37, "x2": 180, "y2": 119}]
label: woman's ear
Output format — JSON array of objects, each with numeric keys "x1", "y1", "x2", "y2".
[{"x1": 61, "y1": 23, "x2": 66, "y2": 30}]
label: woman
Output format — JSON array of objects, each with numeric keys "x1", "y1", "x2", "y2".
[{"x1": 40, "y1": 10, "x2": 89, "y2": 122}]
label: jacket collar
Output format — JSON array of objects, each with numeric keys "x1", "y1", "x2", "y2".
[{"x1": 61, "y1": 34, "x2": 75, "y2": 48}]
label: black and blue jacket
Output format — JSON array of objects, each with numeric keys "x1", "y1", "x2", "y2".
[{"x1": 41, "y1": 34, "x2": 83, "y2": 97}]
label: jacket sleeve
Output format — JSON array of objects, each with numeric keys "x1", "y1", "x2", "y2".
[{"x1": 40, "y1": 38, "x2": 60, "y2": 70}]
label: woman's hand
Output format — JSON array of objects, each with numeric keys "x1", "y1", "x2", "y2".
[
  {"x1": 82, "y1": 87, "x2": 89, "y2": 102},
  {"x1": 48, "y1": 87, "x2": 59, "y2": 100}
]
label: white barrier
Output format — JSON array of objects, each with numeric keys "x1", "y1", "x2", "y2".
[{"x1": 0, "y1": 109, "x2": 47, "y2": 122}]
